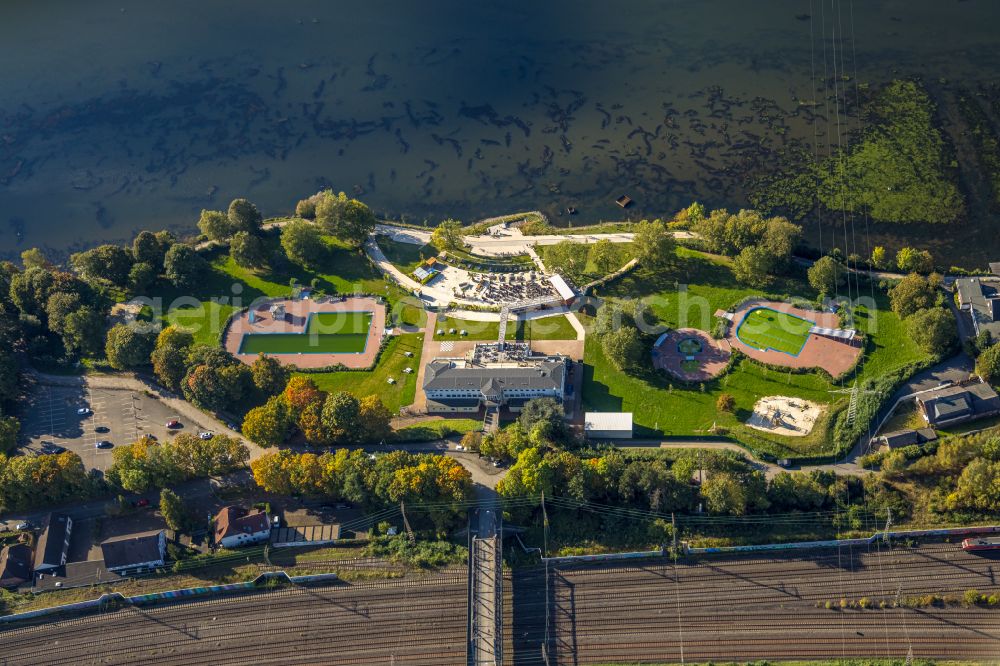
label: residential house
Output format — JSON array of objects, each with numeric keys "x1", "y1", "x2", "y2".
[
  {"x1": 915, "y1": 381, "x2": 1000, "y2": 428},
  {"x1": 214, "y1": 506, "x2": 271, "y2": 549},
  {"x1": 876, "y1": 427, "x2": 938, "y2": 452},
  {"x1": 955, "y1": 277, "x2": 1000, "y2": 340}
]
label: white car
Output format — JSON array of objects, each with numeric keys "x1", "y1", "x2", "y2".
[
  {"x1": 456, "y1": 445, "x2": 465, "y2": 451},
  {"x1": 76, "y1": 407, "x2": 91, "y2": 416},
  {"x1": 199, "y1": 431, "x2": 214, "y2": 440}
]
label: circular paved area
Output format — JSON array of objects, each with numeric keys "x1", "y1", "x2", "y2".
[{"x1": 652, "y1": 328, "x2": 730, "y2": 382}]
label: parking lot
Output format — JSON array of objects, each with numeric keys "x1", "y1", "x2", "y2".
[{"x1": 19, "y1": 385, "x2": 191, "y2": 472}]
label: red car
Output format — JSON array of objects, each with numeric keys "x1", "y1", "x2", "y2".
[
  {"x1": 166, "y1": 419, "x2": 181, "y2": 429},
  {"x1": 136, "y1": 498, "x2": 150, "y2": 508}
]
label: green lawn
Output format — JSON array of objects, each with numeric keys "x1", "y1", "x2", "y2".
[
  {"x1": 538, "y1": 242, "x2": 635, "y2": 284},
  {"x1": 433, "y1": 315, "x2": 578, "y2": 341},
  {"x1": 300, "y1": 334, "x2": 423, "y2": 413},
  {"x1": 519, "y1": 315, "x2": 579, "y2": 341},
  {"x1": 604, "y1": 247, "x2": 805, "y2": 331},
  {"x1": 583, "y1": 329, "x2": 843, "y2": 459},
  {"x1": 581, "y1": 246, "x2": 931, "y2": 459},
  {"x1": 434, "y1": 317, "x2": 504, "y2": 341},
  {"x1": 239, "y1": 312, "x2": 374, "y2": 354},
  {"x1": 378, "y1": 237, "x2": 436, "y2": 275},
  {"x1": 736, "y1": 307, "x2": 814, "y2": 356},
  {"x1": 393, "y1": 418, "x2": 483, "y2": 442}
]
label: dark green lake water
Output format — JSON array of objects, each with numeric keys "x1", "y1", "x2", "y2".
[{"x1": 2, "y1": 0, "x2": 999, "y2": 264}]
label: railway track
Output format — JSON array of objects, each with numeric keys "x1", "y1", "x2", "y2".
[
  {"x1": 507, "y1": 542, "x2": 1000, "y2": 664},
  {"x1": 0, "y1": 543, "x2": 997, "y2": 664}
]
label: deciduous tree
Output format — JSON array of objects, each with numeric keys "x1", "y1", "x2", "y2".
[
  {"x1": 896, "y1": 247, "x2": 935, "y2": 274},
  {"x1": 197, "y1": 209, "x2": 234, "y2": 241},
  {"x1": 632, "y1": 219, "x2": 676, "y2": 270},
  {"x1": 906, "y1": 307, "x2": 957, "y2": 356},
  {"x1": 230, "y1": 231, "x2": 268, "y2": 269},
  {"x1": 243, "y1": 395, "x2": 293, "y2": 447},
  {"x1": 227, "y1": 198, "x2": 263, "y2": 235},
  {"x1": 280, "y1": 219, "x2": 326, "y2": 268},
  {"x1": 430, "y1": 219, "x2": 464, "y2": 252},
  {"x1": 601, "y1": 326, "x2": 643, "y2": 372},
  {"x1": 807, "y1": 256, "x2": 846, "y2": 295},
  {"x1": 314, "y1": 191, "x2": 376, "y2": 248},
  {"x1": 889, "y1": 273, "x2": 939, "y2": 318},
  {"x1": 105, "y1": 323, "x2": 155, "y2": 370},
  {"x1": 163, "y1": 244, "x2": 207, "y2": 289}
]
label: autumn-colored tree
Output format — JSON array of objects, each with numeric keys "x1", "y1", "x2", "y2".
[
  {"x1": 299, "y1": 400, "x2": 334, "y2": 446},
  {"x1": 358, "y1": 394, "x2": 392, "y2": 443},
  {"x1": 283, "y1": 376, "x2": 324, "y2": 416},
  {"x1": 242, "y1": 395, "x2": 293, "y2": 447}
]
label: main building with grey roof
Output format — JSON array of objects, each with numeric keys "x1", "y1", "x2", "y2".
[{"x1": 423, "y1": 355, "x2": 568, "y2": 413}]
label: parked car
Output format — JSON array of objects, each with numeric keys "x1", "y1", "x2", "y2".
[
  {"x1": 14, "y1": 522, "x2": 31, "y2": 531},
  {"x1": 777, "y1": 458, "x2": 791, "y2": 468},
  {"x1": 226, "y1": 422, "x2": 240, "y2": 432},
  {"x1": 41, "y1": 443, "x2": 66, "y2": 454},
  {"x1": 76, "y1": 407, "x2": 92, "y2": 416},
  {"x1": 136, "y1": 498, "x2": 150, "y2": 508},
  {"x1": 199, "y1": 431, "x2": 214, "y2": 440},
  {"x1": 166, "y1": 419, "x2": 181, "y2": 429},
  {"x1": 96, "y1": 440, "x2": 114, "y2": 449},
  {"x1": 95, "y1": 425, "x2": 110, "y2": 433}
]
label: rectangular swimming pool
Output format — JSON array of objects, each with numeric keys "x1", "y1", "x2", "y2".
[
  {"x1": 239, "y1": 311, "x2": 374, "y2": 354},
  {"x1": 735, "y1": 307, "x2": 813, "y2": 356}
]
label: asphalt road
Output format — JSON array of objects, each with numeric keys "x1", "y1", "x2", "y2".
[
  {"x1": 510, "y1": 541, "x2": 1000, "y2": 664},
  {"x1": 0, "y1": 572, "x2": 469, "y2": 666}
]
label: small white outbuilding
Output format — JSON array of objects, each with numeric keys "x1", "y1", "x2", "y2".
[{"x1": 584, "y1": 412, "x2": 633, "y2": 440}]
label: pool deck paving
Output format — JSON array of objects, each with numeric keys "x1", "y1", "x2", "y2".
[
  {"x1": 224, "y1": 296, "x2": 386, "y2": 369},
  {"x1": 653, "y1": 328, "x2": 730, "y2": 382},
  {"x1": 725, "y1": 300, "x2": 862, "y2": 378}
]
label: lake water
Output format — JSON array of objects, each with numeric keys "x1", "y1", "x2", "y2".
[{"x1": 2, "y1": 0, "x2": 999, "y2": 264}]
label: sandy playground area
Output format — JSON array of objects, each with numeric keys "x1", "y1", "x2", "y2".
[{"x1": 745, "y1": 395, "x2": 823, "y2": 437}]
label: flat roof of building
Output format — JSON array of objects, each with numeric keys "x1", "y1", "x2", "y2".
[{"x1": 584, "y1": 412, "x2": 633, "y2": 432}]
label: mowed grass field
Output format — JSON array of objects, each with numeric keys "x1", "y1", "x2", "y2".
[
  {"x1": 433, "y1": 315, "x2": 578, "y2": 341},
  {"x1": 239, "y1": 312, "x2": 374, "y2": 354},
  {"x1": 735, "y1": 307, "x2": 814, "y2": 356},
  {"x1": 300, "y1": 334, "x2": 424, "y2": 413}
]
